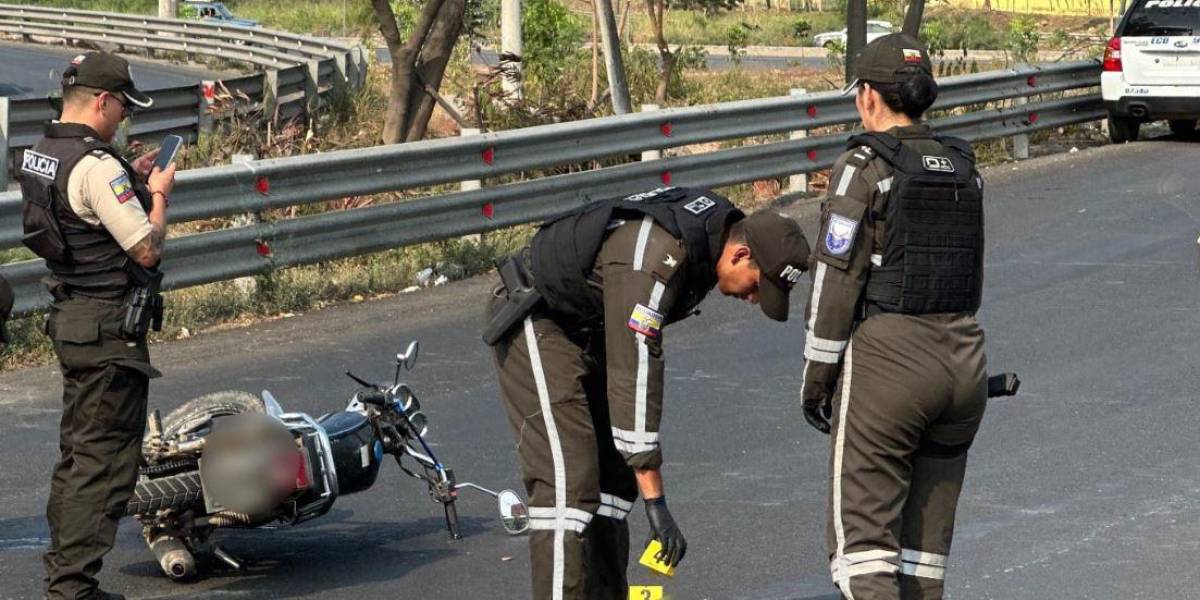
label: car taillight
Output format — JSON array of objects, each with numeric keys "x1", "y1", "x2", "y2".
[{"x1": 1103, "y1": 37, "x2": 1122, "y2": 72}]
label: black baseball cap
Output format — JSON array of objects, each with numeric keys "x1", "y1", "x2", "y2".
[
  {"x1": 61, "y1": 52, "x2": 153, "y2": 110},
  {"x1": 841, "y1": 33, "x2": 933, "y2": 96},
  {"x1": 743, "y1": 211, "x2": 811, "y2": 322}
]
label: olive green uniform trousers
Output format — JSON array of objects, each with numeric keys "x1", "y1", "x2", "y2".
[
  {"x1": 826, "y1": 313, "x2": 986, "y2": 600},
  {"x1": 43, "y1": 296, "x2": 157, "y2": 600}
]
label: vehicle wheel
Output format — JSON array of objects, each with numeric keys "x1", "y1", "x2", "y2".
[
  {"x1": 1108, "y1": 116, "x2": 1140, "y2": 144},
  {"x1": 155, "y1": 390, "x2": 265, "y2": 442},
  {"x1": 1169, "y1": 119, "x2": 1196, "y2": 136},
  {"x1": 126, "y1": 471, "x2": 204, "y2": 516}
]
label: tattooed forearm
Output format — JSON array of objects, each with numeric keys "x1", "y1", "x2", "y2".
[{"x1": 128, "y1": 223, "x2": 165, "y2": 268}]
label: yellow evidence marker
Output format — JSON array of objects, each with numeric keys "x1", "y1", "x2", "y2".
[
  {"x1": 638, "y1": 539, "x2": 676, "y2": 577},
  {"x1": 628, "y1": 585, "x2": 664, "y2": 600}
]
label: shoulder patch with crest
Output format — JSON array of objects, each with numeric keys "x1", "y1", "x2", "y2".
[
  {"x1": 108, "y1": 172, "x2": 136, "y2": 204},
  {"x1": 627, "y1": 303, "x2": 664, "y2": 338},
  {"x1": 683, "y1": 196, "x2": 716, "y2": 215},
  {"x1": 824, "y1": 213, "x2": 858, "y2": 256}
]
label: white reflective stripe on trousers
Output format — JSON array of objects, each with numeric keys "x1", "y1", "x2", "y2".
[
  {"x1": 830, "y1": 339, "x2": 856, "y2": 598},
  {"x1": 524, "y1": 317, "x2": 570, "y2": 600},
  {"x1": 901, "y1": 548, "x2": 948, "y2": 580},
  {"x1": 830, "y1": 548, "x2": 899, "y2": 586},
  {"x1": 528, "y1": 506, "x2": 593, "y2": 533}
]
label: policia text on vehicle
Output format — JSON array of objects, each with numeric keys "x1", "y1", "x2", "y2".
[
  {"x1": 484, "y1": 188, "x2": 811, "y2": 600},
  {"x1": 19, "y1": 52, "x2": 176, "y2": 600},
  {"x1": 802, "y1": 34, "x2": 988, "y2": 600}
]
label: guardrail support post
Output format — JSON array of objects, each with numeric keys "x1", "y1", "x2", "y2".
[
  {"x1": 788, "y1": 88, "x2": 809, "y2": 194},
  {"x1": 305, "y1": 60, "x2": 321, "y2": 119},
  {"x1": 460, "y1": 127, "x2": 483, "y2": 244},
  {"x1": 1012, "y1": 96, "x2": 1030, "y2": 161},
  {"x1": 231, "y1": 153, "x2": 261, "y2": 297},
  {"x1": 263, "y1": 69, "x2": 280, "y2": 117},
  {"x1": 198, "y1": 80, "x2": 216, "y2": 137},
  {"x1": 0, "y1": 97, "x2": 9, "y2": 190},
  {"x1": 640, "y1": 104, "x2": 661, "y2": 161}
]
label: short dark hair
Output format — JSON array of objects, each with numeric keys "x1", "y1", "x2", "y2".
[
  {"x1": 865, "y1": 67, "x2": 938, "y2": 120},
  {"x1": 62, "y1": 84, "x2": 103, "y2": 107},
  {"x1": 724, "y1": 218, "x2": 747, "y2": 245}
]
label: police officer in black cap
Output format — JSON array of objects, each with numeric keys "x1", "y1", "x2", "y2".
[
  {"x1": 800, "y1": 34, "x2": 987, "y2": 600},
  {"x1": 485, "y1": 188, "x2": 810, "y2": 600},
  {"x1": 19, "y1": 52, "x2": 174, "y2": 600}
]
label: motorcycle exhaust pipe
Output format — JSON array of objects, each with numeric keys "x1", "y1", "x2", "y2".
[{"x1": 150, "y1": 535, "x2": 196, "y2": 581}]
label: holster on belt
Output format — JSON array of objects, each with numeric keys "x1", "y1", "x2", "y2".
[
  {"x1": 120, "y1": 265, "x2": 165, "y2": 340},
  {"x1": 482, "y1": 254, "x2": 543, "y2": 346}
]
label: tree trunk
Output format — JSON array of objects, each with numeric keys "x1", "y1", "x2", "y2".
[
  {"x1": 404, "y1": 0, "x2": 466, "y2": 141},
  {"x1": 646, "y1": 0, "x2": 673, "y2": 104},
  {"x1": 370, "y1": 0, "x2": 451, "y2": 144}
]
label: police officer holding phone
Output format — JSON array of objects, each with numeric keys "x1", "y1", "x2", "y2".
[
  {"x1": 19, "y1": 52, "x2": 174, "y2": 600},
  {"x1": 801, "y1": 35, "x2": 987, "y2": 599}
]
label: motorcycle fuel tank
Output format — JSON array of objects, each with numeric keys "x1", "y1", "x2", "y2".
[{"x1": 318, "y1": 411, "x2": 383, "y2": 496}]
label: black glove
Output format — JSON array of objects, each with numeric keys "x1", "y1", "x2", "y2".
[
  {"x1": 802, "y1": 392, "x2": 832, "y2": 435},
  {"x1": 644, "y1": 496, "x2": 687, "y2": 567}
]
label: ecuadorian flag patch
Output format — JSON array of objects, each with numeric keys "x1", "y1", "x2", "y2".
[
  {"x1": 627, "y1": 303, "x2": 664, "y2": 338},
  {"x1": 109, "y1": 173, "x2": 136, "y2": 204}
]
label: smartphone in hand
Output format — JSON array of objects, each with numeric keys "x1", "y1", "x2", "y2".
[{"x1": 153, "y1": 135, "x2": 184, "y2": 171}]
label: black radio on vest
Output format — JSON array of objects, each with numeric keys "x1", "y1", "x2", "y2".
[
  {"x1": 851, "y1": 132, "x2": 984, "y2": 315},
  {"x1": 19, "y1": 122, "x2": 157, "y2": 301}
]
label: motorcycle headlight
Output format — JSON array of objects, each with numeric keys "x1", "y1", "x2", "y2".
[{"x1": 392, "y1": 384, "x2": 420, "y2": 414}]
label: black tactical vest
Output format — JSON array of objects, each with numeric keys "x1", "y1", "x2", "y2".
[
  {"x1": 19, "y1": 123, "x2": 150, "y2": 298},
  {"x1": 850, "y1": 132, "x2": 984, "y2": 315},
  {"x1": 529, "y1": 187, "x2": 744, "y2": 326}
]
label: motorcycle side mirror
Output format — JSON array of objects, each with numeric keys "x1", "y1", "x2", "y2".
[
  {"x1": 455, "y1": 483, "x2": 530, "y2": 535},
  {"x1": 497, "y1": 489, "x2": 530, "y2": 536},
  {"x1": 396, "y1": 341, "x2": 419, "y2": 371}
]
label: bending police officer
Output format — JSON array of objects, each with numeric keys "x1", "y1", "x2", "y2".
[
  {"x1": 485, "y1": 188, "x2": 811, "y2": 600},
  {"x1": 20, "y1": 52, "x2": 174, "y2": 600},
  {"x1": 800, "y1": 35, "x2": 988, "y2": 600}
]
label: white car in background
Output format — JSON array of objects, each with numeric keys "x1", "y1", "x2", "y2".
[
  {"x1": 1101, "y1": 0, "x2": 1200, "y2": 143},
  {"x1": 813, "y1": 20, "x2": 895, "y2": 49}
]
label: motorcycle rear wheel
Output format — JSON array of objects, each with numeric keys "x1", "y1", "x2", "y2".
[{"x1": 151, "y1": 390, "x2": 265, "y2": 447}]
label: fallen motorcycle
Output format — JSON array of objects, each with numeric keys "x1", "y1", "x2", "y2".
[{"x1": 128, "y1": 341, "x2": 529, "y2": 581}]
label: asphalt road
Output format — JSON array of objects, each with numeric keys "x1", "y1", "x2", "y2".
[
  {"x1": 0, "y1": 41, "x2": 221, "y2": 99},
  {"x1": 0, "y1": 136, "x2": 1198, "y2": 599}
]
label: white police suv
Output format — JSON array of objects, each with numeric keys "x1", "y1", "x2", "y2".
[{"x1": 1102, "y1": 0, "x2": 1200, "y2": 143}]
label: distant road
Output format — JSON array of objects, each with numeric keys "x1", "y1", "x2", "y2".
[{"x1": 0, "y1": 41, "x2": 227, "y2": 99}]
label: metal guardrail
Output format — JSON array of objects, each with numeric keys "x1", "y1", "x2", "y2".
[
  {"x1": 0, "y1": 60, "x2": 1105, "y2": 315},
  {"x1": 0, "y1": 3, "x2": 368, "y2": 185}
]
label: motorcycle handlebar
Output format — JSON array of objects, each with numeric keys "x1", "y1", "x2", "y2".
[{"x1": 357, "y1": 390, "x2": 389, "y2": 406}]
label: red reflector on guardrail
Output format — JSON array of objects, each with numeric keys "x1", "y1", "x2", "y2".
[
  {"x1": 255, "y1": 176, "x2": 269, "y2": 195},
  {"x1": 660, "y1": 172, "x2": 671, "y2": 185},
  {"x1": 1027, "y1": 75, "x2": 1037, "y2": 87},
  {"x1": 807, "y1": 150, "x2": 817, "y2": 161},
  {"x1": 202, "y1": 83, "x2": 215, "y2": 101},
  {"x1": 661, "y1": 122, "x2": 672, "y2": 137},
  {"x1": 482, "y1": 202, "x2": 494, "y2": 219},
  {"x1": 256, "y1": 241, "x2": 271, "y2": 256},
  {"x1": 482, "y1": 147, "x2": 495, "y2": 165},
  {"x1": 1028, "y1": 113, "x2": 1039, "y2": 124},
  {"x1": 807, "y1": 105, "x2": 817, "y2": 118}
]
